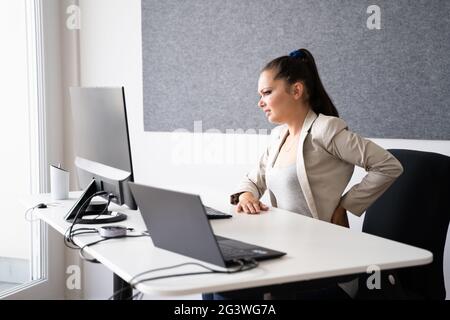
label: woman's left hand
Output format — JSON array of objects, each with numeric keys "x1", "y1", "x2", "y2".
[{"x1": 331, "y1": 205, "x2": 349, "y2": 228}]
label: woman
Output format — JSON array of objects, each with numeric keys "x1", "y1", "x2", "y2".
[
  {"x1": 233, "y1": 48, "x2": 403, "y2": 223},
  {"x1": 208, "y1": 48, "x2": 403, "y2": 300}
]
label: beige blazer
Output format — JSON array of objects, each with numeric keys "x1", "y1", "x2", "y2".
[{"x1": 231, "y1": 109, "x2": 403, "y2": 222}]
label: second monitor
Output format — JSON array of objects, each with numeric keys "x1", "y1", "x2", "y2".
[{"x1": 65, "y1": 86, "x2": 136, "y2": 223}]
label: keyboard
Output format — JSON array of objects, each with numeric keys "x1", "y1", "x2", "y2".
[
  {"x1": 215, "y1": 235, "x2": 285, "y2": 264},
  {"x1": 217, "y1": 238, "x2": 262, "y2": 259},
  {"x1": 218, "y1": 244, "x2": 255, "y2": 259},
  {"x1": 204, "y1": 206, "x2": 232, "y2": 219}
]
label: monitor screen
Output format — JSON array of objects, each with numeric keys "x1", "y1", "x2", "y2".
[{"x1": 65, "y1": 86, "x2": 136, "y2": 222}]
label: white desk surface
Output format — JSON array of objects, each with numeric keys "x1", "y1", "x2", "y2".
[{"x1": 27, "y1": 192, "x2": 432, "y2": 296}]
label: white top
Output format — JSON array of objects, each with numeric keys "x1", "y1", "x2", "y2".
[
  {"x1": 28, "y1": 192, "x2": 432, "y2": 296},
  {"x1": 266, "y1": 163, "x2": 312, "y2": 217}
]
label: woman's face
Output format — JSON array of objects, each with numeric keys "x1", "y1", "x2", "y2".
[{"x1": 257, "y1": 69, "x2": 302, "y2": 124}]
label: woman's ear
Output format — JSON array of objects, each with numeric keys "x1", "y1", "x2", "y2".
[{"x1": 291, "y1": 82, "x2": 304, "y2": 100}]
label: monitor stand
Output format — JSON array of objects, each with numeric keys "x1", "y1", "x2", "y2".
[
  {"x1": 76, "y1": 202, "x2": 127, "y2": 225},
  {"x1": 65, "y1": 179, "x2": 127, "y2": 224}
]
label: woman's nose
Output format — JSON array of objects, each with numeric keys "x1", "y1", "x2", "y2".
[{"x1": 258, "y1": 98, "x2": 265, "y2": 108}]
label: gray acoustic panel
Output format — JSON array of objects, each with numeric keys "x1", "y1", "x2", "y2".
[{"x1": 142, "y1": 0, "x2": 450, "y2": 139}]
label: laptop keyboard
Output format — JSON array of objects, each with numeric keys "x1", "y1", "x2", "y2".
[
  {"x1": 217, "y1": 239, "x2": 264, "y2": 259},
  {"x1": 219, "y1": 244, "x2": 255, "y2": 259},
  {"x1": 204, "y1": 206, "x2": 232, "y2": 219}
]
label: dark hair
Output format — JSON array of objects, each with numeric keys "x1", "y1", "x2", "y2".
[{"x1": 262, "y1": 48, "x2": 339, "y2": 117}]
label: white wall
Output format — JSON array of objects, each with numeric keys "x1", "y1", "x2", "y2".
[{"x1": 75, "y1": 0, "x2": 449, "y2": 299}]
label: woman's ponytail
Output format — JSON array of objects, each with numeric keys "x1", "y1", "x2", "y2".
[{"x1": 262, "y1": 48, "x2": 339, "y2": 117}]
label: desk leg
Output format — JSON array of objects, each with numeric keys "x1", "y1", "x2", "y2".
[{"x1": 113, "y1": 273, "x2": 132, "y2": 300}]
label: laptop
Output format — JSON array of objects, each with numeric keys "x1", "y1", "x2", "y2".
[{"x1": 128, "y1": 182, "x2": 286, "y2": 268}]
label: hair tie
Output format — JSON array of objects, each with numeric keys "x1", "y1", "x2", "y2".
[{"x1": 288, "y1": 49, "x2": 304, "y2": 58}]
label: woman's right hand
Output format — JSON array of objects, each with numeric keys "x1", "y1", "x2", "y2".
[{"x1": 236, "y1": 192, "x2": 269, "y2": 214}]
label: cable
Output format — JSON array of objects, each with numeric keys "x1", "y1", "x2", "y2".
[
  {"x1": 78, "y1": 234, "x2": 150, "y2": 264},
  {"x1": 64, "y1": 227, "x2": 98, "y2": 250},
  {"x1": 128, "y1": 260, "x2": 241, "y2": 284},
  {"x1": 24, "y1": 202, "x2": 62, "y2": 222},
  {"x1": 65, "y1": 191, "x2": 108, "y2": 246},
  {"x1": 108, "y1": 259, "x2": 259, "y2": 300},
  {"x1": 24, "y1": 206, "x2": 38, "y2": 222},
  {"x1": 79, "y1": 238, "x2": 109, "y2": 263},
  {"x1": 131, "y1": 291, "x2": 142, "y2": 300},
  {"x1": 115, "y1": 260, "x2": 258, "y2": 300},
  {"x1": 92, "y1": 194, "x2": 117, "y2": 220}
]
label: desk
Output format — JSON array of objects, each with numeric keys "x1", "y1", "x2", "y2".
[{"x1": 27, "y1": 192, "x2": 432, "y2": 298}]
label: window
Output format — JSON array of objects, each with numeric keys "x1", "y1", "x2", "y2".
[{"x1": 0, "y1": 0, "x2": 47, "y2": 297}]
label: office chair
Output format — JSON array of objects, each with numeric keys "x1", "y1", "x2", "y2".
[{"x1": 357, "y1": 149, "x2": 450, "y2": 300}]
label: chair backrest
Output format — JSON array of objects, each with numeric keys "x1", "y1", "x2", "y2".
[{"x1": 362, "y1": 149, "x2": 450, "y2": 299}]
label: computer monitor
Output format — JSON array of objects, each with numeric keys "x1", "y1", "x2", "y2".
[{"x1": 65, "y1": 86, "x2": 136, "y2": 224}]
